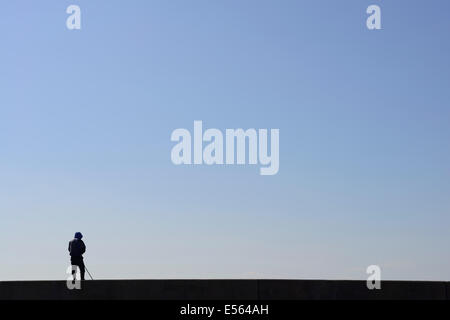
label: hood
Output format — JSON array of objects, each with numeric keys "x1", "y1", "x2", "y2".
[{"x1": 74, "y1": 232, "x2": 83, "y2": 239}]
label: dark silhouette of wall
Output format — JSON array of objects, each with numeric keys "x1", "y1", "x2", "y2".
[{"x1": 0, "y1": 280, "x2": 448, "y2": 300}]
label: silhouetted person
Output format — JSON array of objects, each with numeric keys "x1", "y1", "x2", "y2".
[{"x1": 69, "y1": 232, "x2": 86, "y2": 280}]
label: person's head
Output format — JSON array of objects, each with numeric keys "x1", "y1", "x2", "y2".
[{"x1": 74, "y1": 232, "x2": 83, "y2": 240}]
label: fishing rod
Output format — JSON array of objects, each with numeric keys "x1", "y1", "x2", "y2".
[{"x1": 85, "y1": 265, "x2": 94, "y2": 280}]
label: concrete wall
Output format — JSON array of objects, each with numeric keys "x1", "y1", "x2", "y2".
[{"x1": 0, "y1": 280, "x2": 448, "y2": 300}]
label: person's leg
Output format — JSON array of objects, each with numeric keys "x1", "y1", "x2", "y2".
[
  {"x1": 79, "y1": 260, "x2": 86, "y2": 280},
  {"x1": 71, "y1": 257, "x2": 83, "y2": 280},
  {"x1": 70, "y1": 258, "x2": 77, "y2": 279}
]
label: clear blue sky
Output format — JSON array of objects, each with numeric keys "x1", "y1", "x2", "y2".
[{"x1": 1, "y1": 0, "x2": 449, "y2": 280}]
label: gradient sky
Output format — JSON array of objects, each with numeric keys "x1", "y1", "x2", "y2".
[{"x1": 1, "y1": 0, "x2": 449, "y2": 281}]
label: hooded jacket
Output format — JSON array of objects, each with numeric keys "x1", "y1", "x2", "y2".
[{"x1": 69, "y1": 233, "x2": 86, "y2": 258}]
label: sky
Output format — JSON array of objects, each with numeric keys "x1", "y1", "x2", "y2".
[{"x1": 0, "y1": 0, "x2": 449, "y2": 281}]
